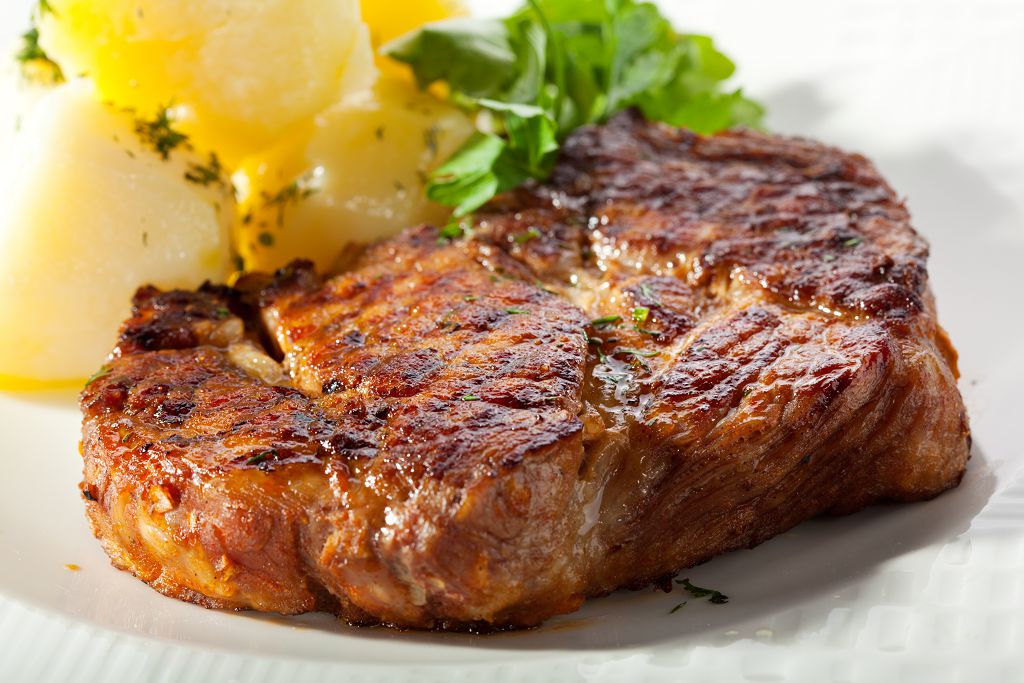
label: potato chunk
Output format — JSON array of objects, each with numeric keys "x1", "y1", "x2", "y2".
[
  {"x1": 38, "y1": 0, "x2": 375, "y2": 164},
  {"x1": 235, "y1": 77, "x2": 473, "y2": 272},
  {"x1": 0, "y1": 82, "x2": 234, "y2": 386}
]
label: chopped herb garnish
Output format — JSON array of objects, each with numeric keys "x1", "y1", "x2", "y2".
[
  {"x1": 632, "y1": 307, "x2": 649, "y2": 324},
  {"x1": 184, "y1": 153, "x2": 226, "y2": 187},
  {"x1": 669, "y1": 602, "x2": 687, "y2": 614},
  {"x1": 463, "y1": 295, "x2": 479, "y2": 301},
  {"x1": 120, "y1": 432, "x2": 131, "y2": 443},
  {"x1": 16, "y1": 26, "x2": 64, "y2": 83},
  {"x1": 822, "y1": 253, "x2": 838, "y2": 262},
  {"x1": 505, "y1": 307, "x2": 529, "y2": 314},
  {"x1": 586, "y1": 336, "x2": 603, "y2": 346},
  {"x1": 257, "y1": 231, "x2": 275, "y2": 247},
  {"x1": 214, "y1": 306, "x2": 231, "y2": 320},
  {"x1": 513, "y1": 226, "x2": 542, "y2": 245},
  {"x1": 591, "y1": 315, "x2": 622, "y2": 327},
  {"x1": 85, "y1": 366, "x2": 111, "y2": 386},
  {"x1": 246, "y1": 449, "x2": 276, "y2": 466},
  {"x1": 375, "y1": 125, "x2": 385, "y2": 140},
  {"x1": 615, "y1": 347, "x2": 659, "y2": 358},
  {"x1": 260, "y1": 171, "x2": 321, "y2": 226},
  {"x1": 461, "y1": 394, "x2": 481, "y2": 401},
  {"x1": 135, "y1": 106, "x2": 189, "y2": 160},
  {"x1": 676, "y1": 578, "x2": 729, "y2": 604},
  {"x1": 38, "y1": 0, "x2": 56, "y2": 16},
  {"x1": 141, "y1": 231, "x2": 148, "y2": 246},
  {"x1": 842, "y1": 236, "x2": 864, "y2": 248}
]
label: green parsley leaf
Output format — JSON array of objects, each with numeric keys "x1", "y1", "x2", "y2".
[
  {"x1": 669, "y1": 601, "x2": 687, "y2": 614},
  {"x1": 427, "y1": 132, "x2": 528, "y2": 217},
  {"x1": 505, "y1": 307, "x2": 529, "y2": 314},
  {"x1": 632, "y1": 307, "x2": 649, "y2": 324},
  {"x1": 842, "y1": 236, "x2": 864, "y2": 248},
  {"x1": 384, "y1": 18, "x2": 520, "y2": 99},
  {"x1": 383, "y1": 0, "x2": 763, "y2": 215},
  {"x1": 438, "y1": 223, "x2": 465, "y2": 242},
  {"x1": 461, "y1": 394, "x2": 481, "y2": 401}
]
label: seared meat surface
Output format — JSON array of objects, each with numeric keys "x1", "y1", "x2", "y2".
[{"x1": 80, "y1": 112, "x2": 969, "y2": 630}]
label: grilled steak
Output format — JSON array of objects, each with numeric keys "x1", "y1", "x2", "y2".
[{"x1": 79, "y1": 111, "x2": 970, "y2": 630}]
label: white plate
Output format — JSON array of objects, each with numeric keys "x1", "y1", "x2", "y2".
[{"x1": 2, "y1": 1, "x2": 1024, "y2": 681}]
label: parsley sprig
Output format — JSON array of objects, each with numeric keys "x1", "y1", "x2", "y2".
[{"x1": 384, "y1": 0, "x2": 763, "y2": 217}]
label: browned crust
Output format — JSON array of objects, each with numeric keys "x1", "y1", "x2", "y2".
[{"x1": 79, "y1": 112, "x2": 969, "y2": 630}]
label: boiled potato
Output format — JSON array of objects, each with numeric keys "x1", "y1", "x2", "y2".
[
  {"x1": 235, "y1": 77, "x2": 473, "y2": 272},
  {"x1": 0, "y1": 82, "x2": 234, "y2": 386},
  {"x1": 38, "y1": 0, "x2": 376, "y2": 164}
]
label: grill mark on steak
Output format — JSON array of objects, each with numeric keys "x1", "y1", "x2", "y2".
[
  {"x1": 79, "y1": 111, "x2": 969, "y2": 630},
  {"x1": 484, "y1": 109, "x2": 927, "y2": 321}
]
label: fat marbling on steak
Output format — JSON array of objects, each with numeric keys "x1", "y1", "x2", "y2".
[{"x1": 79, "y1": 111, "x2": 970, "y2": 630}]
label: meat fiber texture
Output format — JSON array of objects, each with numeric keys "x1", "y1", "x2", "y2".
[{"x1": 79, "y1": 111, "x2": 970, "y2": 631}]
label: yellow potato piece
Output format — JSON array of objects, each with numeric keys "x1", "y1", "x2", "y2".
[
  {"x1": 38, "y1": 0, "x2": 376, "y2": 165},
  {"x1": 0, "y1": 82, "x2": 234, "y2": 386},
  {"x1": 235, "y1": 77, "x2": 474, "y2": 273}
]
